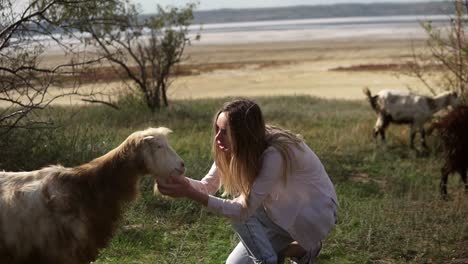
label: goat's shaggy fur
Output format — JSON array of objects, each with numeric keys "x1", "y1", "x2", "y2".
[
  {"x1": 364, "y1": 88, "x2": 458, "y2": 148},
  {"x1": 430, "y1": 106, "x2": 468, "y2": 199},
  {"x1": 0, "y1": 127, "x2": 184, "y2": 264}
]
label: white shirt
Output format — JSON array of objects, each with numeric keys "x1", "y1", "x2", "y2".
[{"x1": 187, "y1": 142, "x2": 338, "y2": 250}]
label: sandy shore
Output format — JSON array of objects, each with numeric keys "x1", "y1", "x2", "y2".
[
  {"x1": 170, "y1": 38, "x2": 431, "y2": 101},
  {"x1": 3, "y1": 37, "x2": 436, "y2": 107}
]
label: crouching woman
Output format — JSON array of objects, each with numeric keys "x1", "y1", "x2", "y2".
[{"x1": 157, "y1": 99, "x2": 338, "y2": 264}]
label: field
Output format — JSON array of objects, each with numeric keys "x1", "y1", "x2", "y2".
[
  {"x1": 1, "y1": 39, "x2": 467, "y2": 263},
  {"x1": 5, "y1": 38, "x2": 437, "y2": 108},
  {"x1": 2, "y1": 95, "x2": 467, "y2": 263}
]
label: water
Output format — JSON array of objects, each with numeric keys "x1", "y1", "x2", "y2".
[
  {"x1": 16, "y1": 14, "x2": 452, "y2": 52},
  {"x1": 188, "y1": 15, "x2": 452, "y2": 44}
]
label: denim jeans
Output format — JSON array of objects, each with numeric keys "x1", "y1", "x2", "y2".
[{"x1": 226, "y1": 207, "x2": 294, "y2": 264}]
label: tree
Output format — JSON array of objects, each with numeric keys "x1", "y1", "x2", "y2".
[
  {"x1": 0, "y1": 0, "x2": 103, "y2": 138},
  {"x1": 68, "y1": 1, "x2": 199, "y2": 111},
  {"x1": 407, "y1": 0, "x2": 468, "y2": 103}
]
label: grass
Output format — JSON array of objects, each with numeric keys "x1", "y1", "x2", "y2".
[{"x1": 1, "y1": 96, "x2": 467, "y2": 264}]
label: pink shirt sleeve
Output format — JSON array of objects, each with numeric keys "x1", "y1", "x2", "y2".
[
  {"x1": 187, "y1": 163, "x2": 221, "y2": 195},
  {"x1": 206, "y1": 147, "x2": 284, "y2": 221}
]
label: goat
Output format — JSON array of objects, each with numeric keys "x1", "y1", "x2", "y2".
[
  {"x1": 0, "y1": 127, "x2": 185, "y2": 264},
  {"x1": 430, "y1": 106, "x2": 468, "y2": 199},
  {"x1": 363, "y1": 88, "x2": 458, "y2": 148}
]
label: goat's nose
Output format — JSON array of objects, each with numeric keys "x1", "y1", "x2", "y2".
[{"x1": 181, "y1": 161, "x2": 185, "y2": 167}]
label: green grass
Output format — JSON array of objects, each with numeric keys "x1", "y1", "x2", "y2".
[{"x1": 1, "y1": 96, "x2": 467, "y2": 263}]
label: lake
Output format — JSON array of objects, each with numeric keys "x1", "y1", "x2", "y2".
[{"x1": 189, "y1": 14, "x2": 451, "y2": 44}]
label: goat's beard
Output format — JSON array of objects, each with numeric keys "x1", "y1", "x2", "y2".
[
  {"x1": 152, "y1": 174, "x2": 175, "y2": 196},
  {"x1": 153, "y1": 182, "x2": 162, "y2": 196},
  {"x1": 153, "y1": 176, "x2": 168, "y2": 196},
  {"x1": 152, "y1": 169, "x2": 186, "y2": 196}
]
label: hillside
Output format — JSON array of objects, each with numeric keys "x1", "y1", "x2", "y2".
[{"x1": 189, "y1": 1, "x2": 453, "y2": 24}]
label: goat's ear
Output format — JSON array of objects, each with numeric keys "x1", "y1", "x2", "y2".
[
  {"x1": 139, "y1": 136, "x2": 154, "y2": 147},
  {"x1": 156, "y1": 127, "x2": 173, "y2": 136}
]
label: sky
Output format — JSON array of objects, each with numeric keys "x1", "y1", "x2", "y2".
[{"x1": 133, "y1": 0, "x2": 446, "y2": 12}]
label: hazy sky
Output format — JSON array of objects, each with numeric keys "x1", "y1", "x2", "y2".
[{"x1": 134, "y1": 0, "x2": 446, "y2": 12}]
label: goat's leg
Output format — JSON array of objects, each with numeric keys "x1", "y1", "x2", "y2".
[
  {"x1": 381, "y1": 121, "x2": 390, "y2": 141},
  {"x1": 373, "y1": 127, "x2": 379, "y2": 139},
  {"x1": 420, "y1": 127, "x2": 428, "y2": 149},
  {"x1": 460, "y1": 168, "x2": 467, "y2": 195},
  {"x1": 409, "y1": 124, "x2": 416, "y2": 149},
  {"x1": 374, "y1": 116, "x2": 384, "y2": 140},
  {"x1": 440, "y1": 165, "x2": 450, "y2": 200},
  {"x1": 379, "y1": 127, "x2": 386, "y2": 141},
  {"x1": 378, "y1": 115, "x2": 390, "y2": 141}
]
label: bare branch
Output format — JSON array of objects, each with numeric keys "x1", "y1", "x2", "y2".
[
  {"x1": 0, "y1": 0, "x2": 57, "y2": 49},
  {"x1": 81, "y1": 98, "x2": 119, "y2": 109},
  {"x1": 0, "y1": 0, "x2": 122, "y2": 137}
]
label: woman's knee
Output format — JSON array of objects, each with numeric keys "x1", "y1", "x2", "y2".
[
  {"x1": 226, "y1": 242, "x2": 278, "y2": 264},
  {"x1": 226, "y1": 242, "x2": 252, "y2": 264}
]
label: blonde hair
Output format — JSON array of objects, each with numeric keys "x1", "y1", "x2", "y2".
[
  {"x1": 212, "y1": 99, "x2": 303, "y2": 205},
  {"x1": 265, "y1": 125, "x2": 304, "y2": 184}
]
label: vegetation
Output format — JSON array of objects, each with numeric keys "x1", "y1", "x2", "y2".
[
  {"x1": 59, "y1": 1, "x2": 199, "y2": 111},
  {"x1": 1, "y1": 96, "x2": 466, "y2": 264},
  {"x1": 1, "y1": 0, "x2": 198, "y2": 144},
  {"x1": 0, "y1": 0, "x2": 102, "y2": 137},
  {"x1": 408, "y1": 0, "x2": 468, "y2": 103}
]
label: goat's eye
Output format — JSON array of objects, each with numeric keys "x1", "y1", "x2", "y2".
[{"x1": 156, "y1": 144, "x2": 163, "y2": 149}]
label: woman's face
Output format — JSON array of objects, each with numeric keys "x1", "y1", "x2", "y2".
[{"x1": 215, "y1": 112, "x2": 231, "y2": 152}]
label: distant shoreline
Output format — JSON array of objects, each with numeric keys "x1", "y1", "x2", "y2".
[
  {"x1": 31, "y1": 15, "x2": 440, "y2": 51},
  {"x1": 187, "y1": 1, "x2": 453, "y2": 24},
  {"x1": 189, "y1": 15, "x2": 438, "y2": 45}
]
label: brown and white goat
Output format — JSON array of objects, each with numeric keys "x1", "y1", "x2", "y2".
[
  {"x1": 363, "y1": 88, "x2": 458, "y2": 148},
  {"x1": 0, "y1": 127, "x2": 184, "y2": 264},
  {"x1": 430, "y1": 106, "x2": 468, "y2": 199}
]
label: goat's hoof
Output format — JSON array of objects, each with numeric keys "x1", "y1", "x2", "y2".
[
  {"x1": 373, "y1": 130, "x2": 379, "y2": 138},
  {"x1": 418, "y1": 149, "x2": 430, "y2": 157},
  {"x1": 440, "y1": 194, "x2": 451, "y2": 201}
]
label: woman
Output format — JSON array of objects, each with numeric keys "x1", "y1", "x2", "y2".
[{"x1": 157, "y1": 99, "x2": 338, "y2": 264}]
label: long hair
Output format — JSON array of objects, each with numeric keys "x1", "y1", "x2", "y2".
[{"x1": 212, "y1": 99, "x2": 303, "y2": 205}]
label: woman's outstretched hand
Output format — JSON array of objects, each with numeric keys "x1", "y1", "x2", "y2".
[
  {"x1": 157, "y1": 176, "x2": 191, "y2": 198},
  {"x1": 157, "y1": 176, "x2": 209, "y2": 206}
]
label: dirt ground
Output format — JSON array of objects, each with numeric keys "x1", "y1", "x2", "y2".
[{"x1": 3, "y1": 38, "x2": 437, "y2": 106}]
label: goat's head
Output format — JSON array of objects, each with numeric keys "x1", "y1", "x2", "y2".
[
  {"x1": 444, "y1": 91, "x2": 459, "y2": 108},
  {"x1": 128, "y1": 127, "x2": 185, "y2": 181}
]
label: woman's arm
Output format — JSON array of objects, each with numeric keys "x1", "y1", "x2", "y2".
[
  {"x1": 185, "y1": 163, "x2": 220, "y2": 195},
  {"x1": 158, "y1": 147, "x2": 285, "y2": 221},
  {"x1": 157, "y1": 176, "x2": 209, "y2": 206}
]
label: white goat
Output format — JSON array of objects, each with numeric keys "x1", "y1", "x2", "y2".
[
  {"x1": 363, "y1": 88, "x2": 458, "y2": 148},
  {"x1": 0, "y1": 127, "x2": 184, "y2": 264}
]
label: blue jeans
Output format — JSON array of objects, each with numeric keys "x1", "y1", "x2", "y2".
[{"x1": 226, "y1": 207, "x2": 294, "y2": 264}]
